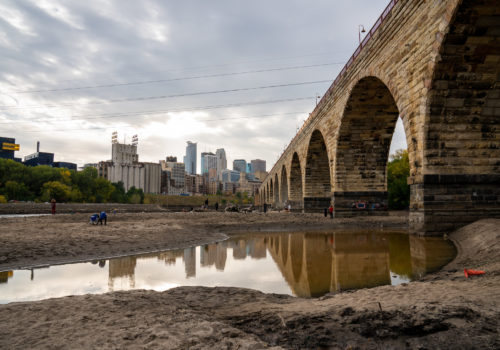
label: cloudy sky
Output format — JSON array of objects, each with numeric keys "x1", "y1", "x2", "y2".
[{"x1": 0, "y1": 0, "x2": 407, "y2": 171}]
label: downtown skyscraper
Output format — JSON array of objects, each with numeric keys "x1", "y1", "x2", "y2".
[
  {"x1": 183, "y1": 141, "x2": 197, "y2": 175},
  {"x1": 215, "y1": 148, "x2": 227, "y2": 180}
]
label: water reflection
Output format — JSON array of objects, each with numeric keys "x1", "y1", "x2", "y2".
[
  {"x1": 0, "y1": 270, "x2": 13, "y2": 283},
  {"x1": 269, "y1": 232, "x2": 455, "y2": 297},
  {"x1": 0, "y1": 231, "x2": 455, "y2": 303}
]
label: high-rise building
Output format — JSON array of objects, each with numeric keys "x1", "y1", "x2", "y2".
[
  {"x1": 215, "y1": 148, "x2": 227, "y2": 180},
  {"x1": 208, "y1": 168, "x2": 218, "y2": 181},
  {"x1": 160, "y1": 160, "x2": 186, "y2": 195},
  {"x1": 233, "y1": 159, "x2": 246, "y2": 173},
  {"x1": 183, "y1": 247, "x2": 196, "y2": 278},
  {"x1": 251, "y1": 159, "x2": 266, "y2": 173},
  {"x1": 185, "y1": 173, "x2": 196, "y2": 194},
  {"x1": 221, "y1": 169, "x2": 241, "y2": 183},
  {"x1": 201, "y1": 152, "x2": 217, "y2": 174},
  {"x1": 183, "y1": 141, "x2": 197, "y2": 175}
]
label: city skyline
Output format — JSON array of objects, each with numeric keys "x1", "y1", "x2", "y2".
[{"x1": 0, "y1": 0, "x2": 406, "y2": 169}]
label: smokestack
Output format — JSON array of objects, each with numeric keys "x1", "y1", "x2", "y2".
[{"x1": 37, "y1": 141, "x2": 40, "y2": 153}]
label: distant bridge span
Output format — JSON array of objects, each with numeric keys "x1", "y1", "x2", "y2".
[{"x1": 258, "y1": 0, "x2": 500, "y2": 234}]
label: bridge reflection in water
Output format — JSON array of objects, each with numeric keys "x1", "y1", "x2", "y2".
[
  {"x1": 112, "y1": 231, "x2": 451, "y2": 298},
  {"x1": 0, "y1": 232, "x2": 455, "y2": 302},
  {"x1": 265, "y1": 232, "x2": 455, "y2": 297}
]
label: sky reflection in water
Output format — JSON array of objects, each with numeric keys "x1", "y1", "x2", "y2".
[{"x1": 0, "y1": 231, "x2": 456, "y2": 303}]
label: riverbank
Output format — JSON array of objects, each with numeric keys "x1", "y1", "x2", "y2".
[
  {"x1": 0, "y1": 211, "x2": 407, "y2": 270},
  {"x1": 0, "y1": 202, "x2": 166, "y2": 215},
  {"x1": 0, "y1": 213, "x2": 498, "y2": 349}
]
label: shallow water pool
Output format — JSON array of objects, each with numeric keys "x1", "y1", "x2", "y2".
[{"x1": 0, "y1": 231, "x2": 456, "y2": 303}]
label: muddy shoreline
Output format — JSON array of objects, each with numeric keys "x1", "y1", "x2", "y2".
[
  {"x1": 0, "y1": 211, "x2": 407, "y2": 271},
  {"x1": 0, "y1": 212, "x2": 498, "y2": 349}
]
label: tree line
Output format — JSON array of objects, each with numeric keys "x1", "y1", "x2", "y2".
[
  {"x1": 1, "y1": 152, "x2": 410, "y2": 208},
  {"x1": 0, "y1": 159, "x2": 144, "y2": 204}
]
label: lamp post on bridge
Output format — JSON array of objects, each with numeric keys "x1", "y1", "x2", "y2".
[{"x1": 358, "y1": 24, "x2": 366, "y2": 44}]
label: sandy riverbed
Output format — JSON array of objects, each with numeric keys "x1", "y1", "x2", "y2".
[{"x1": 0, "y1": 211, "x2": 498, "y2": 349}]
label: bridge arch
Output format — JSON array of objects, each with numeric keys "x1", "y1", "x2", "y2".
[
  {"x1": 288, "y1": 234, "x2": 303, "y2": 283},
  {"x1": 280, "y1": 165, "x2": 288, "y2": 205},
  {"x1": 304, "y1": 129, "x2": 332, "y2": 211},
  {"x1": 274, "y1": 173, "x2": 280, "y2": 205},
  {"x1": 334, "y1": 76, "x2": 402, "y2": 214},
  {"x1": 289, "y1": 152, "x2": 303, "y2": 209},
  {"x1": 269, "y1": 180, "x2": 273, "y2": 204}
]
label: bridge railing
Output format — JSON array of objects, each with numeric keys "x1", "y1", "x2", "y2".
[{"x1": 264, "y1": 0, "x2": 400, "y2": 184}]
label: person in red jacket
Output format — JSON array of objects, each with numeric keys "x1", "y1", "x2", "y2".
[
  {"x1": 50, "y1": 198, "x2": 56, "y2": 215},
  {"x1": 328, "y1": 204, "x2": 334, "y2": 219}
]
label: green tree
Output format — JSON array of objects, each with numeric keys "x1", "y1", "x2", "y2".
[
  {"x1": 71, "y1": 167, "x2": 98, "y2": 202},
  {"x1": 26, "y1": 165, "x2": 63, "y2": 197},
  {"x1": 110, "y1": 181, "x2": 127, "y2": 203},
  {"x1": 69, "y1": 188, "x2": 83, "y2": 202},
  {"x1": 0, "y1": 159, "x2": 27, "y2": 185},
  {"x1": 40, "y1": 181, "x2": 72, "y2": 202},
  {"x1": 93, "y1": 177, "x2": 115, "y2": 202},
  {"x1": 387, "y1": 149, "x2": 410, "y2": 210},
  {"x1": 126, "y1": 186, "x2": 144, "y2": 204},
  {"x1": 2, "y1": 181, "x2": 33, "y2": 201}
]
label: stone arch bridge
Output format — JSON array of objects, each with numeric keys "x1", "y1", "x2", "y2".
[{"x1": 258, "y1": 0, "x2": 500, "y2": 235}]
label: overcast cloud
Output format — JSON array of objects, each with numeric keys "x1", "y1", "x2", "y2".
[{"x1": 0, "y1": 0, "x2": 407, "y2": 171}]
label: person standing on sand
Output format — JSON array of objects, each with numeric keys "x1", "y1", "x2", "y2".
[
  {"x1": 215, "y1": 202, "x2": 219, "y2": 211},
  {"x1": 328, "y1": 204, "x2": 334, "y2": 219},
  {"x1": 204, "y1": 198, "x2": 209, "y2": 209},
  {"x1": 50, "y1": 198, "x2": 56, "y2": 215}
]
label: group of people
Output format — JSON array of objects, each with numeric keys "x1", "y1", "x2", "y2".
[
  {"x1": 201, "y1": 199, "x2": 219, "y2": 211},
  {"x1": 50, "y1": 199, "x2": 109, "y2": 225},
  {"x1": 90, "y1": 212, "x2": 107, "y2": 225}
]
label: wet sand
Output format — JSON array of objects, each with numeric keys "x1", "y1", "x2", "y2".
[{"x1": 0, "y1": 211, "x2": 498, "y2": 349}]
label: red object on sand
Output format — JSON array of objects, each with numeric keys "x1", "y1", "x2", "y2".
[{"x1": 464, "y1": 268, "x2": 485, "y2": 278}]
